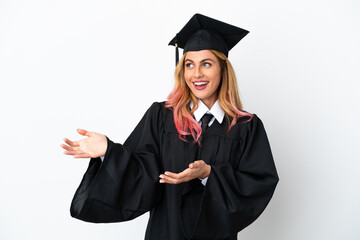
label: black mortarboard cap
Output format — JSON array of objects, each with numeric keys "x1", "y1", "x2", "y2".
[{"x1": 169, "y1": 13, "x2": 249, "y2": 65}]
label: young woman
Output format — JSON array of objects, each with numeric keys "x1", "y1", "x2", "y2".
[{"x1": 61, "y1": 14, "x2": 278, "y2": 240}]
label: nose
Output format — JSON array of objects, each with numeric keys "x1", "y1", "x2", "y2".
[{"x1": 194, "y1": 66, "x2": 203, "y2": 79}]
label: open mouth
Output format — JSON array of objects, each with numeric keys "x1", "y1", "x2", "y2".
[{"x1": 193, "y1": 81, "x2": 209, "y2": 90}]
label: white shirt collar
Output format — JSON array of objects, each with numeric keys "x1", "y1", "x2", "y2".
[{"x1": 191, "y1": 100, "x2": 225, "y2": 124}]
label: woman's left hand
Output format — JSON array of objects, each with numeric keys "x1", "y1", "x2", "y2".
[{"x1": 159, "y1": 160, "x2": 211, "y2": 184}]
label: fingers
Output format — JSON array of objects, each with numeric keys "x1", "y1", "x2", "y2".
[
  {"x1": 63, "y1": 128, "x2": 91, "y2": 147},
  {"x1": 61, "y1": 129, "x2": 94, "y2": 159},
  {"x1": 159, "y1": 161, "x2": 209, "y2": 184},
  {"x1": 61, "y1": 144, "x2": 83, "y2": 155},
  {"x1": 63, "y1": 149, "x2": 83, "y2": 156},
  {"x1": 64, "y1": 151, "x2": 82, "y2": 156},
  {"x1": 163, "y1": 171, "x2": 181, "y2": 178},
  {"x1": 61, "y1": 144, "x2": 90, "y2": 158},
  {"x1": 159, "y1": 171, "x2": 187, "y2": 184},
  {"x1": 63, "y1": 138, "x2": 80, "y2": 147},
  {"x1": 63, "y1": 129, "x2": 91, "y2": 147},
  {"x1": 159, "y1": 174, "x2": 179, "y2": 184},
  {"x1": 61, "y1": 144, "x2": 76, "y2": 151},
  {"x1": 74, "y1": 153, "x2": 91, "y2": 158}
]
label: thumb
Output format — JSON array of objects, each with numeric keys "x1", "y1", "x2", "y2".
[
  {"x1": 189, "y1": 161, "x2": 199, "y2": 169},
  {"x1": 77, "y1": 129, "x2": 90, "y2": 137},
  {"x1": 190, "y1": 160, "x2": 204, "y2": 169}
]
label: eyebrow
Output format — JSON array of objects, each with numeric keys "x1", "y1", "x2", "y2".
[{"x1": 185, "y1": 58, "x2": 216, "y2": 63}]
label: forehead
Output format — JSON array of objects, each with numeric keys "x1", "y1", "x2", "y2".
[{"x1": 185, "y1": 50, "x2": 217, "y2": 61}]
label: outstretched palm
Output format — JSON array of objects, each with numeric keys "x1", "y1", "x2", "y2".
[{"x1": 61, "y1": 129, "x2": 107, "y2": 158}]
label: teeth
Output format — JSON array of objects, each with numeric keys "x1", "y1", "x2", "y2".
[{"x1": 194, "y1": 82, "x2": 208, "y2": 86}]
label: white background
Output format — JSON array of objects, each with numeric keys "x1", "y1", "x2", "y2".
[{"x1": 1, "y1": 0, "x2": 359, "y2": 239}]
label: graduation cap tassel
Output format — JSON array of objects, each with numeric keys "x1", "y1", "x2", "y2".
[
  {"x1": 175, "y1": 43, "x2": 179, "y2": 66},
  {"x1": 175, "y1": 34, "x2": 179, "y2": 66}
]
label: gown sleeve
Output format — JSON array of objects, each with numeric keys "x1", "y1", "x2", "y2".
[
  {"x1": 180, "y1": 114, "x2": 279, "y2": 239},
  {"x1": 70, "y1": 102, "x2": 163, "y2": 223}
]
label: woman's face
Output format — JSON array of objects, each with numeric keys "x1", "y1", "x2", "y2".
[{"x1": 184, "y1": 50, "x2": 222, "y2": 109}]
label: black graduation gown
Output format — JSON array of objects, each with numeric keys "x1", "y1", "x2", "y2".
[{"x1": 70, "y1": 102, "x2": 279, "y2": 240}]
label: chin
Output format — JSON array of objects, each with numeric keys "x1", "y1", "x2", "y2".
[
  {"x1": 191, "y1": 91, "x2": 207, "y2": 100},
  {"x1": 194, "y1": 95, "x2": 208, "y2": 101}
]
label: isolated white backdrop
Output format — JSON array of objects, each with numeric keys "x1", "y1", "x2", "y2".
[{"x1": 0, "y1": 0, "x2": 359, "y2": 239}]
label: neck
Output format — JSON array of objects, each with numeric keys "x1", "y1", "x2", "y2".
[{"x1": 201, "y1": 96, "x2": 217, "y2": 110}]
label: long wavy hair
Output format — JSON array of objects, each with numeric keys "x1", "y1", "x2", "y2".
[{"x1": 165, "y1": 50, "x2": 252, "y2": 143}]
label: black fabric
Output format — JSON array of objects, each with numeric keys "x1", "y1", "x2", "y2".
[
  {"x1": 200, "y1": 113, "x2": 213, "y2": 132},
  {"x1": 169, "y1": 13, "x2": 249, "y2": 58},
  {"x1": 70, "y1": 102, "x2": 279, "y2": 240},
  {"x1": 197, "y1": 113, "x2": 213, "y2": 160}
]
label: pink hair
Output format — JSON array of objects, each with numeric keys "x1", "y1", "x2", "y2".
[{"x1": 166, "y1": 50, "x2": 252, "y2": 144}]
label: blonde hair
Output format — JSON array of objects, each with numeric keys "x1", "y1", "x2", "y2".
[{"x1": 166, "y1": 50, "x2": 252, "y2": 143}]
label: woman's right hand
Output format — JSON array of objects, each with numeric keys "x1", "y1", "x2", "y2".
[{"x1": 61, "y1": 129, "x2": 107, "y2": 158}]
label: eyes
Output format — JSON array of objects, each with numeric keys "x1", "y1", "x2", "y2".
[{"x1": 185, "y1": 62, "x2": 212, "y2": 69}]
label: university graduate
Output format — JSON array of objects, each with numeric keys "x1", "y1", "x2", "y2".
[{"x1": 61, "y1": 13, "x2": 279, "y2": 240}]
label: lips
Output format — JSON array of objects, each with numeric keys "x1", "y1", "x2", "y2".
[{"x1": 193, "y1": 81, "x2": 209, "y2": 90}]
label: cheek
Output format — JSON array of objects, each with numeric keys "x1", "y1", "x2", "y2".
[
  {"x1": 211, "y1": 70, "x2": 222, "y2": 88},
  {"x1": 184, "y1": 71, "x2": 192, "y2": 85}
]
